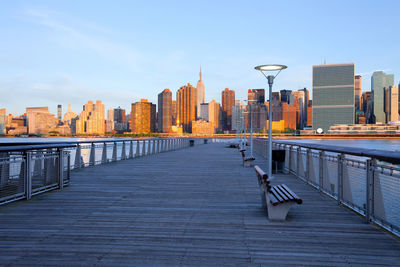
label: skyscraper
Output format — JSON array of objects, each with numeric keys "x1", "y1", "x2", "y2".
[
  {"x1": 252, "y1": 89, "x2": 265, "y2": 104},
  {"x1": 208, "y1": 100, "x2": 220, "y2": 132},
  {"x1": 172, "y1": 100, "x2": 177, "y2": 126},
  {"x1": 196, "y1": 67, "x2": 205, "y2": 118},
  {"x1": 280, "y1": 89, "x2": 293, "y2": 104},
  {"x1": 384, "y1": 86, "x2": 399, "y2": 123},
  {"x1": 0, "y1": 108, "x2": 6, "y2": 134},
  {"x1": 200, "y1": 103, "x2": 209, "y2": 121},
  {"x1": 57, "y1": 105, "x2": 62, "y2": 120},
  {"x1": 113, "y1": 107, "x2": 127, "y2": 133},
  {"x1": 372, "y1": 71, "x2": 394, "y2": 123},
  {"x1": 177, "y1": 83, "x2": 197, "y2": 133},
  {"x1": 130, "y1": 99, "x2": 156, "y2": 133},
  {"x1": 106, "y1": 108, "x2": 114, "y2": 132},
  {"x1": 221, "y1": 88, "x2": 235, "y2": 131},
  {"x1": 63, "y1": 103, "x2": 78, "y2": 134},
  {"x1": 362, "y1": 92, "x2": 373, "y2": 123},
  {"x1": 158, "y1": 89, "x2": 172, "y2": 133},
  {"x1": 312, "y1": 63, "x2": 355, "y2": 132},
  {"x1": 76, "y1": 101, "x2": 105, "y2": 135},
  {"x1": 26, "y1": 107, "x2": 60, "y2": 135},
  {"x1": 231, "y1": 100, "x2": 244, "y2": 131},
  {"x1": 354, "y1": 75, "x2": 362, "y2": 111}
]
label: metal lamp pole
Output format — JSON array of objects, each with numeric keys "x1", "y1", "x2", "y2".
[
  {"x1": 254, "y1": 64, "x2": 287, "y2": 179},
  {"x1": 250, "y1": 103, "x2": 253, "y2": 157},
  {"x1": 267, "y1": 76, "x2": 274, "y2": 178}
]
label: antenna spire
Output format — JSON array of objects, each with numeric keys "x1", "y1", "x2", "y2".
[{"x1": 199, "y1": 65, "x2": 202, "y2": 81}]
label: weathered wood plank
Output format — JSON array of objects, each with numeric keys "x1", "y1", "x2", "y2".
[{"x1": 0, "y1": 143, "x2": 399, "y2": 266}]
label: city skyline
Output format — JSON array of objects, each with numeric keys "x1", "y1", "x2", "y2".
[{"x1": 1, "y1": 1, "x2": 400, "y2": 115}]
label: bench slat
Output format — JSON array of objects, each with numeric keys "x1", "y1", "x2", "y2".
[
  {"x1": 281, "y1": 184, "x2": 303, "y2": 204},
  {"x1": 268, "y1": 192, "x2": 280, "y2": 206},
  {"x1": 276, "y1": 184, "x2": 294, "y2": 201},
  {"x1": 272, "y1": 186, "x2": 290, "y2": 202},
  {"x1": 270, "y1": 187, "x2": 285, "y2": 203}
]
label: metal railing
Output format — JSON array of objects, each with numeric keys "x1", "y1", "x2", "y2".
[
  {"x1": 0, "y1": 137, "x2": 213, "y2": 206},
  {"x1": 0, "y1": 144, "x2": 73, "y2": 205},
  {"x1": 253, "y1": 138, "x2": 400, "y2": 237},
  {"x1": 67, "y1": 138, "x2": 197, "y2": 169}
]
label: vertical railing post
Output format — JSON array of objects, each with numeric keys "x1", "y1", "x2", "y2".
[
  {"x1": 89, "y1": 143, "x2": 96, "y2": 166},
  {"x1": 366, "y1": 158, "x2": 375, "y2": 223},
  {"x1": 121, "y1": 141, "x2": 126, "y2": 160},
  {"x1": 102, "y1": 142, "x2": 108, "y2": 164},
  {"x1": 58, "y1": 148, "x2": 64, "y2": 190},
  {"x1": 142, "y1": 140, "x2": 146, "y2": 156},
  {"x1": 112, "y1": 142, "x2": 117, "y2": 162},
  {"x1": 306, "y1": 148, "x2": 311, "y2": 182},
  {"x1": 25, "y1": 151, "x2": 32, "y2": 200},
  {"x1": 296, "y1": 146, "x2": 300, "y2": 177},
  {"x1": 337, "y1": 153, "x2": 344, "y2": 205},
  {"x1": 288, "y1": 145, "x2": 292, "y2": 173},
  {"x1": 152, "y1": 140, "x2": 156, "y2": 154},
  {"x1": 74, "y1": 144, "x2": 82, "y2": 169},
  {"x1": 136, "y1": 140, "x2": 140, "y2": 157},
  {"x1": 319, "y1": 151, "x2": 324, "y2": 192},
  {"x1": 129, "y1": 141, "x2": 134, "y2": 159}
]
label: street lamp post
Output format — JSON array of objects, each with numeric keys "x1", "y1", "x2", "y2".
[
  {"x1": 254, "y1": 64, "x2": 287, "y2": 179},
  {"x1": 244, "y1": 99, "x2": 254, "y2": 157},
  {"x1": 250, "y1": 103, "x2": 253, "y2": 157}
]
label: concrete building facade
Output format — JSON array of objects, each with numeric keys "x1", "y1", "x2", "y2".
[
  {"x1": 158, "y1": 89, "x2": 172, "y2": 133},
  {"x1": 372, "y1": 71, "x2": 394, "y2": 123},
  {"x1": 26, "y1": 107, "x2": 60, "y2": 135},
  {"x1": 0, "y1": 109, "x2": 6, "y2": 134},
  {"x1": 177, "y1": 83, "x2": 197, "y2": 133},
  {"x1": 312, "y1": 63, "x2": 355, "y2": 132},
  {"x1": 231, "y1": 100, "x2": 244, "y2": 131},
  {"x1": 384, "y1": 86, "x2": 399, "y2": 123},
  {"x1": 130, "y1": 99, "x2": 156, "y2": 134},
  {"x1": 221, "y1": 88, "x2": 235, "y2": 131},
  {"x1": 208, "y1": 100, "x2": 220, "y2": 132},
  {"x1": 76, "y1": 101, "x2": 105, "y2": 135}
]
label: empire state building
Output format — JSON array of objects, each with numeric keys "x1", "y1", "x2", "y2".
[{"x1": 196, "y1": 67, "x2": 205, "y2": 118}]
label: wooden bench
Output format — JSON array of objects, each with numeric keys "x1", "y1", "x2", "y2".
[
  {"x1": 239, "y1": 149, "x2": 255, "y2": 167},
  {"x1": 254, "y1": 165, "x2": 302, "y2": 221}
]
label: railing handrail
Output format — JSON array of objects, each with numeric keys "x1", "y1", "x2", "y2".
[
  {"x1": 0, "y1": 143, "x2": 77, "y2": 152},
  {"x1": 273, "y1": 140, "x2": 400, "y2": 164},
  {"x1": 0, "y1": 137, "x2": 212, "y2": 147}
]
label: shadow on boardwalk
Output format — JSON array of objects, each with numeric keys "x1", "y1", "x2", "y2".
[{"x1": 0, "y1": 143, "x2": 399, "y2": 266}]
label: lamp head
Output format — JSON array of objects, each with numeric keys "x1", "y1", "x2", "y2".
[{"x1": 254, "y1": 64, "x2": 287, "y2": 71}]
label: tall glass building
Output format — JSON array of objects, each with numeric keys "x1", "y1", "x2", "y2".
[
  {"x1": 312, "y1": 63, "x2": 355, "y2": 132},
  {"x1": 371, "y1": 71, "x2": 394, "y2": 123}
]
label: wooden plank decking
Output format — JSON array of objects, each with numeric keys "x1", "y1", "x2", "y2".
[{"x1": 0, "y1": 142, "x2": 399, "y2": 266}]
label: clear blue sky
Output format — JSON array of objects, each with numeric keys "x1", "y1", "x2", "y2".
[{"x1": 1, "y1": 0, "x2": 399, "y2": 116}]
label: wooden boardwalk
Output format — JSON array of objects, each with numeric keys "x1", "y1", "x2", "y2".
[{"x1": 0, "y1": 142, "x2": 399, "y2": 266}]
